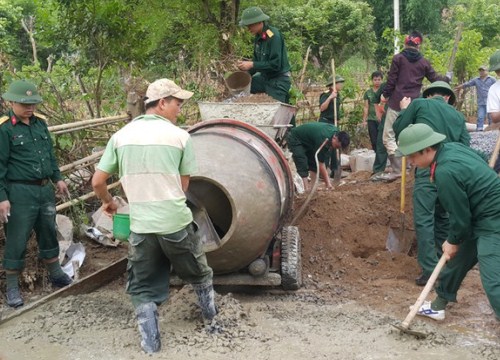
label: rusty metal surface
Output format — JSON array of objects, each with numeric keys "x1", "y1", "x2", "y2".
[
  {"x1": 197, "y1": 101, "x2": 296, "y2": 140},
  {"x1": 188, "y1": 120, "x2": 294, "y2": 275}
]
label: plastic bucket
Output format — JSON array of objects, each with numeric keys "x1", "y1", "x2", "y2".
[
  {"x1": 225, "y1": 71, "x2": 251, "y2": 96},
  {"x1": 113, "y1": 213, "x2": 130, "y2": 242}
]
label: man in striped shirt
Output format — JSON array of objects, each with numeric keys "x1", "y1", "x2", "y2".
[{"x1": 92, "y1": 79, "x2": 216, "y2": 353}]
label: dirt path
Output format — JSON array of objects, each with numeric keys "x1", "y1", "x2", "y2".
[
  {"x1": 0, "y1": 277, "x2": 498, "y2": 360},
  {"x1": 0, "y1": 171, "x2": 499, "y2": 359}
]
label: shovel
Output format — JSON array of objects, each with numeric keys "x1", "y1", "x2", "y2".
[
  {"x1": 331, "y1": 58, "x2": 342, "y2": 183},
  {"x1": 386, "y1": 156, "x2": 413, "y2": 254},
  {"x1": 392, "y1": 254, "x2": 447, "y2": 338}
]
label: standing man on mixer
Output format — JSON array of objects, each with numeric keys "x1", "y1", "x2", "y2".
[{"x1": 237, "y1": 6, "x2": 294, "y2": 125}]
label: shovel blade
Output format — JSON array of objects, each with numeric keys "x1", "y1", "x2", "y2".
[
  {"x1": 391, "y1": 323, "x2": 428, "y2": 339},
  {"x1": 386, "y1": 227, "x2": 414, "y2": 254}
]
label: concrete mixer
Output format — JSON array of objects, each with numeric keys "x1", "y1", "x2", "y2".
[{"x1": 184, "y1": 101, "x2": 301, "y2": 290}]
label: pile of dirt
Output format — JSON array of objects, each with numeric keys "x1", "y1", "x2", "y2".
[
  {"x1": 296, "y1": 170, "x2": 498, "y2": 338},
  {"x1": 232, "y1": 93, "x2": 278, "y2": 103}
]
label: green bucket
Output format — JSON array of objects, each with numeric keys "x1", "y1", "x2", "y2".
[{"x1": 113, "y1": 213, "x2": 130, "y2": 242}]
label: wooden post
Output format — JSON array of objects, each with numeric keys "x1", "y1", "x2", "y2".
[{"x1": 299, "y1": 45, "x2": 311, "y2": 92}]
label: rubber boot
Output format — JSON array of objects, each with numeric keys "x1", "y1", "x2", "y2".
[
  {"x1": 135, "y1": 302, "x2": 161, "y2": 353},
  {"x1": 6, "y1": 287, "x2": 24, "y2": 308},
  {"x1": 388, "y1": 154, "x2": 402, "y2": 180},
  {"x1": 193, "y1": 282, "x2": 217, "y2": 321}
]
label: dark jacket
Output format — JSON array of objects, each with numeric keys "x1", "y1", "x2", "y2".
[{"x1": 382, "y1": 48, "x2": 447, "y2": 111}]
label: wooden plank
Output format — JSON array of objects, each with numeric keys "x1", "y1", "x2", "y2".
[{"x1": 0, "y1": 256, "x2": 127, "y2": 325}]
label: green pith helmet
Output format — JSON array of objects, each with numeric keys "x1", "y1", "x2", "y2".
[
  {"x1": 239, "y1": 6, "x2": 270, "y2": 26},
  {"x1": 489, "y1": 50, "x2": 500, "y2": 72},
  {"x1": 397, "y1": 123, "x2": 446, "y2": 156},
  {"x1": 326, "y1": 75, "x2": 345, "y2": 87},
  {"x1": 422, "y1": 80, "x2": 456, "y2": 105},
  {"x1": 2, "y1": 80, "x2": 42, "y2": 104}
]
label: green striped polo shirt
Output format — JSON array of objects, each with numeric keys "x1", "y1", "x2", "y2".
[{"x1": 97, "y1": 114, "x2": 197, "y2": 234}]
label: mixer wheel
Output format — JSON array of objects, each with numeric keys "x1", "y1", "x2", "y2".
[{"x1": 280, "y1": 226, "x2": 302, "y2": 290}]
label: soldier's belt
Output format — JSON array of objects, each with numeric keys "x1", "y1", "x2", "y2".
[{"x1": 9, "y1": 178, "x2": 50, "y2": 186}]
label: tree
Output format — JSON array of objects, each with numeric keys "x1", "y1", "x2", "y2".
[
  {"x1": 268, "y1": 0, "x2": 376, "y2": 71},
  {"x1": 54, "y1": 0, "x2": 148, "y2": 117},
  {"x1": 367, "y1": 0, "x2": 448, "y2": 65}
]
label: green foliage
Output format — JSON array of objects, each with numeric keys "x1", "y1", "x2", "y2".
[
  {"x1": 453, "y1": 0, "x2": 500, "y2": 48},
  {"x1": 0, "y1": 0, "x2": 23, "y2": 66},
  {"x1": 367, "y1": 0, "x2": 448, "y2": 65},
  {"x1": 269, "y1": 0, "x2": 376, "y2": 70},
  {"x1": 55, "y1": 0, "x2": 147, "y2": 66}
]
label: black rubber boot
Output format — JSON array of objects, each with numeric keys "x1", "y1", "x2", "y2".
[
  {"x1": 49, "y1": 273, "x2": 73, "y2": 288},
  {"x1": 6, "y1": 287, "x2": 24, "y2": 308},
  {"x1": 193, "y1": 282, "x2": 217, "y2": 321},
  {"x1": 135, "y1": 302, "x2": 161, "y2": 353},
  {"x1": 415, "y1": 273, "x2": 430, "y2": 286}
]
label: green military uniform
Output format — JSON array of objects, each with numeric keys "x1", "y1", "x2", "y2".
[
  {"x1": 372, "y1": 83, "x2": 388, "y2": 174},
  {"x1": 287, "y1": 122, "x2": 339, "y2": 177},
  {"x1": 250, "y1": 23, "x2": 292, "y2": 104},
  {"x1": 363, "y1": 88, "x2": 380, "y2": 151},
  {"x1": 393, "y1": 95, "x2": 470, "y2": 280},
  {"x1": 318, "y1": 92, "x2": 342, "y2": 173},
  {"x1": 319, "y1": 92, "x2": 342, "y2": 125},
  {"x1": 0, "y1": 110, "x2": 63, "y2": 269},
  {"x1": 432, "y1": 142, "x2": 500, "y2": 318},
  {"x1": 318, "y1": 78, "x2": 344, "y2": 173}
]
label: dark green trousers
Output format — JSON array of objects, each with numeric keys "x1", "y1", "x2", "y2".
[
  {"x1": 287, "y1": 133, "x2": 324, "y2": 177},
  {"x1": 372, "y1": 117, "x2": 388, "y2": 174},
  {"x1": 3, "y1": 183, "x2": 59, "y2": 270},
  {"x1": 436, "y1": 233, "x2": 500, "y2": 318},
  {"x1": 251, "y1": 73, "x2": 291, "y2": 103},
  {"x1": 413, "y1": 171, "x2": 449, "y2": 277},
  {"x1": 126, "y1": 223, "x2": 213, "y2": 308}
]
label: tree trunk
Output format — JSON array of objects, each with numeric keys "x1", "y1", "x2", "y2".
[
  {"x1": 201, "y1": 0, "x2": 240, "y2": 58},
  {"x1": 21, "y1": 16, "x2": 38, "y2": 65}
]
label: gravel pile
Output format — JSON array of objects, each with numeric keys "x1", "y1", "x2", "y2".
[{"x1": 470, "y1": 130, "x2": 500, "y2": 158}]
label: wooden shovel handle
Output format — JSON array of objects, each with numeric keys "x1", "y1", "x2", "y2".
[
  {"x1": 401, "y1": 254, "x2": 447, "y2": 329},
  {"x1": 331, "y1": 59, "x2": 337, "y2": 127},
  {"x1": 400, "y1": 156, "x2": 406, "y2": 213},
  {"x1": 488, "y1": 132, "x2": 500, "y2": 169}
]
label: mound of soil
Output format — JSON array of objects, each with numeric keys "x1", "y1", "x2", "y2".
[{"x1": 296, "y1": 170, "x2": 498, "y2": 337}]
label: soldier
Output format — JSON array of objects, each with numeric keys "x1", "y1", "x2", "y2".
[
  {"x1": 287, "y1": 122, "x2": 350, "y2": 191},
  {"x1": 237, "y1": 6, "x2": 292, "y2": 105},
  {"x1": 397, "y1": 124, "x2": 500, "y2": 321},
  {"x1": 0, "y1": 80, "x2": 72, "y2": 308},
  {"x1": 319, "y1": 75, "x2": 345, "y2": 177},
  {"x1": 393, "y1": 81, "x2": 470, "y2": 286},
  {"x1": 319, "y1": 75, "x2": 345, "y2": 125}
]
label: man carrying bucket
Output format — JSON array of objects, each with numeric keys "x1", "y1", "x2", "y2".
[
  {"x1": 237, "y1": 6, "x2": 292, "y2": 106},
  {"x1": 0, "y1": 80, "x2": 72, "y2": 308},
  {"x1": 92, "y1": 79, "x2": 216, "y2": 354}
]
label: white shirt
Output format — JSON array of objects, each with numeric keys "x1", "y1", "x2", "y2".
[{"x1": 487, "y1": 80, "x2": 500, "y2": 113}]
